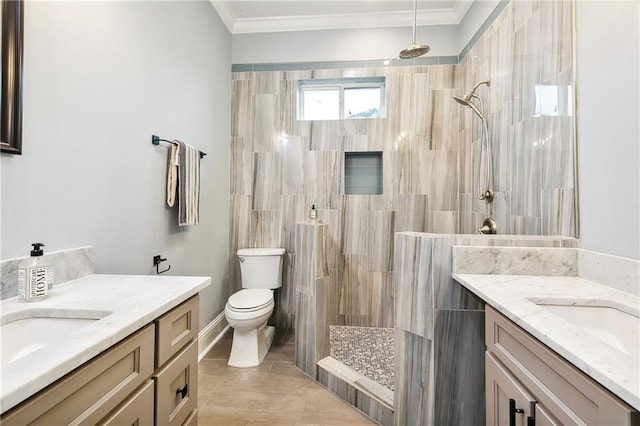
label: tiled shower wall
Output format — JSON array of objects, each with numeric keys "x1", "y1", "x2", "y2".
[
  {"x1": 230, "y1": 66, "x2": 462, "y2": 329},
  {"x1": 458, "y1": 0, "x2": 575, "y2": 235},
  {"x1": 229, "y1": 0, "x2": 575, "y2": 329}
]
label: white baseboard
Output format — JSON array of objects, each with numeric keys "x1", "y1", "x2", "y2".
[{"x1": 198, "y1": 312, "x2": 230, "y2": 361}]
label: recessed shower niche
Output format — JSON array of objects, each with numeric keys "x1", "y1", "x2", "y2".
[{"x1": 344, "y1": 152, "x2": 383, "y2": 195}]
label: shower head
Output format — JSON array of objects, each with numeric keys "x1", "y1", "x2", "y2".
[
  {"x1": 399, "y1": 0, "x2": 430, "y2": 59},
  {"x1": 453, "y1": 94, "x2": 484, "y2": 120},
  {"x1": 399, "y1": 44, "x2": 431, "y2": 59},
  {"x1": 453, "y1": 78, "x2": 490, "y2": 119},
  {"x1": 461, "y1": 79, "x2": 491, "y2": 102}
]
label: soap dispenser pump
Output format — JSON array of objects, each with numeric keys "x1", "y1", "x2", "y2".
[{"x1": 17, "y1": 243, "x2": 54, "y2": 302}]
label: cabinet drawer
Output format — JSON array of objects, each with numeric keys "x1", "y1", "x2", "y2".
[
  {"x1": 156, "y1": 295, "x2": 199, "y2": 367},
  {"x1": 486, "y1": 306, "x2": 637, "y2": 425},
  {"x1": 154, "y1": 339, "x2": 198, "y2": 426},
  {"x1": 98, "y1": 380, "x2": 154, "y2": 426},
  {"x1": 2, "y1": 324, "x2": 155, "y2": 425}
]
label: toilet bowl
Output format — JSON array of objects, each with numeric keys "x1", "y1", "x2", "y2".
[
  {"x1": 224, "y1": 248, "x2": 285, "y2": 368},
  {"x1": 224, "y1": 289, "x2": 275, "y2": 367}
]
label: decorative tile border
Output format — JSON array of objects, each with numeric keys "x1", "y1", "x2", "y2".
[
  {"x1": 232, "y1": 56, "x2": 459, "y2": 72},
  {"x1": 458, "y1": 0, "x2": 510, "y2": 61}
]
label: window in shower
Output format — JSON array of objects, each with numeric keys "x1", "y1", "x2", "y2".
[
  {"x1": 344, "y1": 152, "x2": 383, "y2": 195},
  {"x1": 297, "y1": 77, "x2": 385, "y2": 120}
]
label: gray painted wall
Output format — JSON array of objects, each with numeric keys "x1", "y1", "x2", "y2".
[
  {"x1": 232, "y1": 25, "x2": 459, "y2": 64},
  {"x1": 457, "y1": 0, "x2": 501, "y2": 52},
  {"x1": 0, "y1": 1, "x2": 232, "y2": 328},
  {"x1": 576, "y1": 1, "x2": 639, "y2": 259},
  {"x1": 230, "y1": 1, "x2": 503, "y2": 65}
]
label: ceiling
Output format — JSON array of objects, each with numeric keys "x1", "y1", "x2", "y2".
[{"x1": 210, "y1": 0, "x2": 474, "y2": 34}]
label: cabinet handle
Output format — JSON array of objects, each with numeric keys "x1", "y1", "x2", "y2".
[
  {"x1": 509, "y1": 398, "x2": 524, "y2": 426},
  {"x1": 176, "y1": 384, "x2": 188, "y2": 399},
  {"x1": 527, "y1": 400, "x2": 537, "y2": 426}
]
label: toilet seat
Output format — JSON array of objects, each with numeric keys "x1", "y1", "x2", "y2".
[
  {"x1": 227, "y1": 289, "x2": 273, "y2": 312},
  {"x1": 225, "y1": 289, "x2": 275, "y2": 324}
]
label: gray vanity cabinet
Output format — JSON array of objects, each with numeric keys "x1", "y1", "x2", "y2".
[
  {"x1": 485, "y1": 306, "x2": 639, "y2": 426},
  {"x1": 1, "y1": 295, "x2": 200, "y2": 426},
  {"x1": 153, "y1": 296, "x2": 199, "y2": 426},
  {"x1": 1, "y1": 324, "x2": 156, "y2": 425}
]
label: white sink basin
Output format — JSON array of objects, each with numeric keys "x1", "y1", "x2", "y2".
[
  {"x1": 530, "y1": 299, "x2": 640, "y2": 359},
  {"x1": 0, "y1": 308, "x2": 112, "y2": 367}
]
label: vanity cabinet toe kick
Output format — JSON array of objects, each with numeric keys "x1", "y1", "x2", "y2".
[{"x1": 1, "y1": 295, "x2": 200, "y2": 426}]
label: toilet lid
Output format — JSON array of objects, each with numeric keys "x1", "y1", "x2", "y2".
[
  {"x1": 237, "y1": 248, "x2": 285, "y2": 256},
  {"x1": 228, "y1": 289, "x2": 272, "y2": 311}
]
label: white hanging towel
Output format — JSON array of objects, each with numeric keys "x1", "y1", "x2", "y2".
[
  {"x1": 166, "y1": 140, "x2": 200, "y2": 226},
  {"x1": 166, "y1": 143, "x2": 178, "y2": 207}
]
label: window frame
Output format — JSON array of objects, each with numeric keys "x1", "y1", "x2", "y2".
[{"x1": 297, "y1": 77, "x2": 386, "y2": 121}]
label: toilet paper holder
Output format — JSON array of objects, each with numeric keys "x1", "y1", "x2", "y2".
[{"x1": 153, "y1": 255, "x2": 171, "y2": 274}]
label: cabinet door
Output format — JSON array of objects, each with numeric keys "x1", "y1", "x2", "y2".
[
  {"x1": 535, "y1": 404, "x2": 562, "y2": 426},
  {"x1": 153, "y1": 339, "x2": 198, "y2": 426},
  {"x1": 486, "y1": 353, "x2": 537, "y2": 426},
  {"x1": 98, "y1": 380, "x2": 154, "y2": 426},
  {"x1": 1, "y1": 325, "x2": 155, "y2": 425}
]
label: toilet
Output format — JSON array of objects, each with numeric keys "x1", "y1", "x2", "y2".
[{"x1": 224, "y1": 247, "x2": 285, "y2": 368}]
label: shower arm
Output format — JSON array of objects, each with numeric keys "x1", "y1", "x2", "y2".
[{"x1": 465, "y1": 79, "x2": 491, "y2": 100}]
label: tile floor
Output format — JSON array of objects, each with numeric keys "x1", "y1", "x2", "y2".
[
  {"x1": 329, "y1": 326, "x2": 395, "y2": 391},
  {"x1": 198, "y1": 329, "x2": 377, "y2": 425}
]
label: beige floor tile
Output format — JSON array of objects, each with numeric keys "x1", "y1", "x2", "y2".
[
  {"x1": 198, "y1": 329, "x2": 377, "y2": 426},
  {"x1": 300, "y1": 386, "x2": 375, "y2": 425},
  {"x1": 201, "y1": 403, "x2": 301, "y2": 424}
]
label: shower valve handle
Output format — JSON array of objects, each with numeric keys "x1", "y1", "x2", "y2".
[
  {"x1": 478, "y1": 217, "x2": 497, "y2": 235},
  {"x1": 480, "y1": 189, "x2": 494, "y2": 202}
]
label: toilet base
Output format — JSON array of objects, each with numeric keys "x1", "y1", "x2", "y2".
[{"x1": 228, "y1": 325, "x2": 275, "y2": 368}]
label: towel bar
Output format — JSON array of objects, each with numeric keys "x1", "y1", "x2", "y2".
[{"x1": 152, "y1": 135, "x2": 206, "y2": 158}]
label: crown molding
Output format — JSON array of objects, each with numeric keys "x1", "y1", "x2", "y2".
[
  {"x1": 232, "y1": 9, "x2": 458, "y2": 34},
  {"x1": 210, "y1": 1, "x2": 471, "y2": 35},
  {"x1": 454, "y1": 1, "x2": 474, "y2": 23},
  {"x1": 210, "y1": 0, "x2": 236, "y2": 33}
]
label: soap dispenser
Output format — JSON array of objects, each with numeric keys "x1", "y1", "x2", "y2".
[{"x1": 17, "y1": 243, "x2": 54, "y2": 302}]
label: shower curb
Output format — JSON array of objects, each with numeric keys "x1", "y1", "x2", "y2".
[{"x1": 317, "y1": 356, "x2": 394, "y2": 426}]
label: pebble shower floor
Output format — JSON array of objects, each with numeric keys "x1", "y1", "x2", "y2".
[{"x1": 329, "y1": 325, "x2": 395, "y2": 391}]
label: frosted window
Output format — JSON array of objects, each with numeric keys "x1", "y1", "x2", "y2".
[
  {"x1": 345, "y1": 87, "x2": 382, "y2": 118},
  {"x1": 302, "y1": 89, "x2": 340, "y2": 120},
  {"x1": 298, "y1": 77, "x2": 385, "y2": 121}
]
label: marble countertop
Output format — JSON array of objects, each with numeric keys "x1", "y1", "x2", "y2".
[
  {"x1": 453, "y1": 273, "x2": 640, "y2": 411},
  {"x1": 0, "y1": 274, "x2": 211, "y2": 413}
]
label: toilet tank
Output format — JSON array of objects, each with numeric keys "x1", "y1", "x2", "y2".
[{"x1": 237, "y1": 248, "x2": 285, "y2": 289}]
